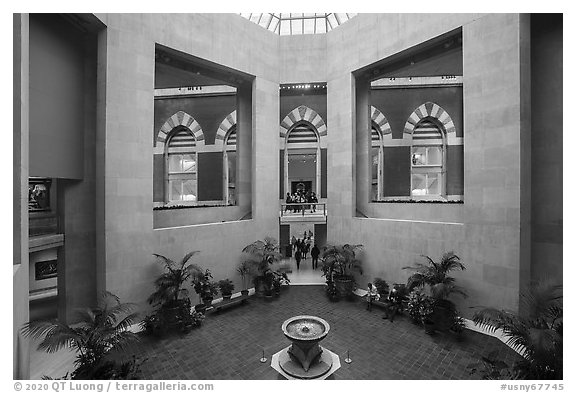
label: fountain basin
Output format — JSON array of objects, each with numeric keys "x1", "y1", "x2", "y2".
[
  {"x1": 282, "y1": 315, "x2": 330, "y2": 343},
  {"x1": 279, "y1": 315, "x2": 333, "y2": 378}
]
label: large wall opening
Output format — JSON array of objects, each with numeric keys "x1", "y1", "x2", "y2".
[
  {"x1": 153, "y1": 45, "x2": 254, "y2": 228},
  {"x1": 28, "y1": 13, "x2": 103, "y2": 324},
  {"x1": 353, "y1": 29, "x2": 464, "y2": 219},
  {"x1": 279, "y1": 83, "x2": 328, "y2": 202}
]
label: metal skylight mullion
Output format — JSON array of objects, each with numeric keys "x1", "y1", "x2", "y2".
[
  {"x1": 334, "y1": 13, "x2": 342, "y2": 25},
  {"x1": 326, "y1": 14, "x2": 334, "y2": 30},
  {"x1": 265, "y1": 13, "x2": 274, "y2": 30},
  {"x1": 271, "y1": 16, "x2": 280, "y2": 33}
]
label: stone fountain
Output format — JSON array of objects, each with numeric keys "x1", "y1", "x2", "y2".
[{"x1": 270, "y1": 315, "x2": 341, "y2": 380}]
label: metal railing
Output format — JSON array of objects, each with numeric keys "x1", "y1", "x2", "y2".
[{"x1": 280, "y1": 202, "x2": 326, "y2": 217}]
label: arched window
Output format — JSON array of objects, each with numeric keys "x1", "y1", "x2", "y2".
[
  {"x1": 217, "y1": 110, "x2": 237, "y2": 205},
  {"x1": 280, "y1": 105, "x2": 326, "y2": 199},
  {"x1": 410, "y1": 119, "x2": 445, "y2": 197},
  {"x1": 284, "y1": 121, "x2": 321, "y2": 197},
  {"x1": 166, "y1": 127, "x2": 198, "y2": 202},
  {"x1": 369, "y1": 106, "x2": 390, "y2": 201},
  {"x1": 371, "y1": 125, "x2": 383, "y2": 201},
  {"x1": 223, "y1": 125, "x2": 237, "y2": 205}
]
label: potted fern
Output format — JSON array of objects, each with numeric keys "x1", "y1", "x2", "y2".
[
  {"x1": 193, "y1": 269, "x2": 219, "y2": 308},
  {"x1": 218, "y1": 279, "x2": 235, "y2": 300}
]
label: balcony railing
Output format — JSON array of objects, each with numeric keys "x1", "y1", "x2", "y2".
[{"x1": 280, "y1": 202, "x2": 327, "y2": 217}]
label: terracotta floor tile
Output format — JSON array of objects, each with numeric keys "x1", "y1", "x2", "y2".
[{"x1": 128, "y1": 285, "x2": 520, "y2": 380}]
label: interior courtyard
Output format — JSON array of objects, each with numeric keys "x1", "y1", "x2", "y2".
[{"x1": 13, "y1": 12, "x2": 563, "y2": 381}]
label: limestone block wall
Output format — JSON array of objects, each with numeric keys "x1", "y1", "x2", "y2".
[
  {"x1": 279, "y1": 34, "x2": 326, "y2": 83},
  {"x1": 324, "y1": 13, "x2": 529, "y2": 314},
  {"x1": 94, "y1": 13, "x2": 281, "y2": 308},
  {"x1": 14, "y1": 13, "x2": 31, "y2": 380}
]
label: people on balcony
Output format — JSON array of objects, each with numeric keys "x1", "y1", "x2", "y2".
[{"x1": 285, "y1": 189, "x2": 320, "y2": 215}]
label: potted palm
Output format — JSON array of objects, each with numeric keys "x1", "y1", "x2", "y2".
[
  {"x1": 146, "y1": 251, "x2": 204, "y2": 333},
  {"x1": 403, "y1": 251, "x2": 467, "y2": 333},
  {"x1": 242, "y1": 237, "x2": 283, "y2": 297},
  {"x1": 320, "y1": 243, "x2": 364, "y2": 299},
  {"x1": 218, "y1": 279, "x2": 235, "y2": 300},
  {"x1": 236, "y1": 260, "x2": 251, "y2": 296},
  {"x1": 21, "y1": 291, "x2": 142, "y2": 379},
  {"x1": 472, "y1": 281, "x2": 563, "y2": 379}
]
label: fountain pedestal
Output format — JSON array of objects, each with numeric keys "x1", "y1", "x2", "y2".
[
  {"x1": 287, "y1": 339, "x2": 323, "y2": 372},
  {"x1": 272, "y1": 315, "x2": 339, "y2": 380}
]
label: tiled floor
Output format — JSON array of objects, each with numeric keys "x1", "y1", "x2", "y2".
[
  {"x1": 128, "y1": 285, "x2": 520, "y2": 380},
  {"x1": 282, "y1": 256, "x2": 325, "y2": 285}
]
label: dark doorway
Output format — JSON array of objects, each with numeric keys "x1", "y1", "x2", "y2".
[{"x1": 291, "y1": 181, "x2": 312, "y2": 194}]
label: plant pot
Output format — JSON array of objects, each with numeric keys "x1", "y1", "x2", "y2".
[
  {"x1": 254, "y1": 277, "x2": 266, "y2": 297},
  {"x1": 222, "y1": 293, "x2": 232, "y2": 300},
  {"x1": 162, "y1": 305, "x2": 182, "y2": 327},
  {"x1": 423, "y1": 319, "x2": 436, "y2": 335},
  {"x1": 241, "y1": 289, "x2": 249, "y2": 297},
  {"x1": 334, "y1": 276, "x2": 354, "y2": 299}
]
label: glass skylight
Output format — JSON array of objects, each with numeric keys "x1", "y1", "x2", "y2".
[{"x1": 240, "y1": 13, "x2": 357, "y2": 35}]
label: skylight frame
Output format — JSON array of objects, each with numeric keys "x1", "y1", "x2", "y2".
[{"x1": 240, "y1": 13, "x2": 356, "y2": 35}]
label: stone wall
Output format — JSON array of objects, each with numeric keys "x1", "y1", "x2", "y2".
[
  {"x1": 92, "y1": 13, "x2": 280, "y2": 309},
  {"x1": 325, "y1": 13, "x2": 530, "y2": 314}
]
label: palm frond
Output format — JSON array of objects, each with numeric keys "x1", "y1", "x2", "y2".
[
  {"x1": 180, "y1": 250, "x2": 201, "y2": 269},
  {"x1": 106, "y1": 303, "x2": 139, "y2": 326},
  {"x1": 22, "y1": 321, "x2": 82, "y2": 353},
  {"x1": 473, "y1": 308, "x2": 520, "y2": 332},
  {"x1": 153, "y1": 253, "x2": 177, "y2": 274},
  {"x1": 73, "y1": 308, "x2": 97, "y2": 325},
  {"x1": 439, "y1": 251, "x2": 465, "y2": 272},
  {"x1": 520, "y1": 282, "x2": 562, "y2": 321}
]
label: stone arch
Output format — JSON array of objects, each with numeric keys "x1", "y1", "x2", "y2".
[
  {"x1": 285, "y1": 120, "x2": 321, "y2": 144},
  {"x1": 371, "y1": 106, "x2": 392, "y2": 141},
  {"x1": 214, "y1": 110, "x2": 237, "y2": 147},
  {"x1": 156, "y1": 111, "x2": 205, "y2": 150},
  {"x1": 403, "y1": 102, "x2": 458, "y2": 144},
  {"x1": 280, "y1": 105, "x2": 326, "y2": 138}
]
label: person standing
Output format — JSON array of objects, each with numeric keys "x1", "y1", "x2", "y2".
[
  {"x1": 291, "y1": 235, "x2": 297, "y2": 252},
  {"x1": 295, "y1": 248, "x2": 302, "y2": 270},
  {"x1": 311, "y1": 244, "x2": 320, "y2": 270},
  {"x1": 304, "y1": 241, "x2": 310, "y2": 260},
  {"x1": 310, "y1": 192, "x2": 318, "y2": 212},
  {"x1": 285, "y1": 193, "x2": 292, "y2": 213}
]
